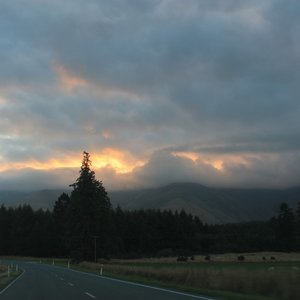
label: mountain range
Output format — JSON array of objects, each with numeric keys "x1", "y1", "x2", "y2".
[{"x1": 0, "y1": 182, "x2": 299, "y2": 224}]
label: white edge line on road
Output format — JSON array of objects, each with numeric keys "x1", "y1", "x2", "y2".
[
  {"x1": 68, "y1": 282, "x2": 74, "y2": 286},
  {"x1": 66, "y1": 268, "x2": 215, "y2": 300},
  {"x1": 0, "y1": 269, "x2": 26, "y2": 295},
  {"x1": 85, "y1": 292, "x2": 96, "y2": 298},
  {"x1": 101, "y1": 276, "x2": 214, "y2": 300}
]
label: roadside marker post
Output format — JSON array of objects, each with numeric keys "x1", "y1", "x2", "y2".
[
  {"x1": 100, "y1": 264, "x2": 103, "y2": 276},
  {"x1": 68, "y1": 260, "x2": 70, "y2": 269},
  {"x1": 7, "y1": 266, "x2": 10, "y2": 278}
]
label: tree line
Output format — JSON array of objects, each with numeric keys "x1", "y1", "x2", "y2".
[{"x1": 0, "y1": 152, "x2": 300, "y2": 261}]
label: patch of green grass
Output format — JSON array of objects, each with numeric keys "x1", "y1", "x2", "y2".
[
  {"x1": 3, "y1": 255, "x2": 299, "y2": 300},
  {"x1": 73, "y1": 261, "x2": 299, "y2": 300},
  {"x1": 54, "y1": 262, "x2": 276, "y2": 300},
  {"x1": 100, "y1": 270, "x2": 276, "y2": 300},
  {"x1": 112, "y1": 261, "x2": 300, "y2": 271}
]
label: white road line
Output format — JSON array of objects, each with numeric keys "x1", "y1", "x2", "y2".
[
  {"x1": 68, "y1": 282, "x2": 74, "y2": 286},
  {"x1": 100, "y1": 277, "x2": 214, "y2": 300},
  {"x1": 66, "y1": 268, "x2": 214, "y2": 300},
  {"x1": 85, "y1": 292, "x2": 96, "y2": 298},
  {"x1": 0, "y1": 270, "x2": 26, "y2": 295}
]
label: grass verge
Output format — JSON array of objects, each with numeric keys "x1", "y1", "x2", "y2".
[
  {"x1": 0, "y1": 264, "x2": 22, "y2": 291},
  {"x1": 46, "y1": 260, "x2": 279, "y2": 300},
  {"x1": 3, "y1": 253, "x2": 300, "y2": 300}
]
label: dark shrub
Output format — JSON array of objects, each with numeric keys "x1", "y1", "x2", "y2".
[
  {"x1": 237, "y1": 255, "x2": 245, "y2": 261},
  {"x1": 177, "y1": 255, "x2": 188, "y2": 262}
]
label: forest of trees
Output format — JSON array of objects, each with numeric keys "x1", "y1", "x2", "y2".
[{"x1": 0, "y1": 152, "x2": 300, "y2": 261}]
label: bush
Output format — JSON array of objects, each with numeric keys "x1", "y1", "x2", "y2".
[{"x1": 177, "y1": 255, "x2": 188, "y2": 262}]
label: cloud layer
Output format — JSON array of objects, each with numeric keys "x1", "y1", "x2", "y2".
[{"x1": 0, "y1": 0, "x2": 300, "y2": 190}]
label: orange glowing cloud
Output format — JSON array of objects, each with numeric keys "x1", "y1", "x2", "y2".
[
  {"x1": 0, "y1": 157, "x2": 79, "y2": 173},
  {"x1": 55, "y1": 65, "x2": 88, "y2": 91},
  {"x1": 210, "y1": 160, "x2": 224, "y2": 171},
  {"x1": 172, "y1": 151, "x2": 199, "y2": 162},
  {"x1": 54, "y1": 63, "x2": 141, "y2": 101},
  {"x1": 172, "y1": 151, "x2": 224, "y2": 171},
  {"x1": 0, "y1": 148, "x2": 146, "y2": 175},
  {"x1": 92, "y1": 148, "x2": 146, "y2": 174}
]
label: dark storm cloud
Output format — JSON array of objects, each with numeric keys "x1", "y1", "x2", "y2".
[
  {"x1": 0, "y1": 168, "x2": 75, "y2": 191},
  {"x1": 131, "y1": 150, "x2": 300, "y2": 189},
  {"x1": 0, "y1": 0, "x2": 300, "y2": 189},
  {"x1": 133, "y1": 150, "x2": 222, "y2": 188}
]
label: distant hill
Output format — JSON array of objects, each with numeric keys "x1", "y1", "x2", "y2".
[
  {"x1": 0, "y1": 189, "x2": 66, "y2": 210},
  {"x1": 0, "y1": 182, "x2": 299, "y2": 224},
  {"x1": 110, "y1": 183, "x2": 300, "y2": 224}
]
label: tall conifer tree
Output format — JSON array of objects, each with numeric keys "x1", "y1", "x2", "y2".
[{"x1": 66, "y1": 151, "x2": 111, "y2": 261}]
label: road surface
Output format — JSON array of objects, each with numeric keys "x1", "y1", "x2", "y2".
[{"x1": 0, "y1": 260, "x2": 219, "y2": 300}]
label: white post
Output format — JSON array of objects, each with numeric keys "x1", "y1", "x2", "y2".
[
  {"x1": 52, "y1": 259, "x2": 54, "y2": 265},
  {"x1": 68, "y1": 261, "x2": 70, "y2": 269},
  {"x1": 7, "y1": 266, "x2": 10, "y2": 277},
  {"x1": 100, "y1": 264, "x2": 103, "y2": 276}
]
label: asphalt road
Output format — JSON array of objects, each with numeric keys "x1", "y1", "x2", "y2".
[{"x1": 0, "y1": 260, "x2": 218, "y2": 300}]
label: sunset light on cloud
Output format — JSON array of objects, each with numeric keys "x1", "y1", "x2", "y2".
[
  {"x1": 0, "y1": 0, "x2": 300, "y2": 191},
  {"x1": 172, "y1": 151, "x2": 224, "y2": 171},
  {"x1": 55, "y1": 65, "x2": 88, "y2": 92},
  {"x1": 92, "y1": 148, "x2": 146, "y2": 174},
  {"x1": 0, "y1": 148, "x2": 145, "y2": 175}
]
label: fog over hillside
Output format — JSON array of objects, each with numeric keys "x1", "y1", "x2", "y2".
[{"x1": 1, "y1": 182, "x2": 299, "y2": 224}]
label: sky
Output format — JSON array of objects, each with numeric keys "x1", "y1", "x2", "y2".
[{"x1": 0, "y1": 0, "x2": 300, "y2": 191}]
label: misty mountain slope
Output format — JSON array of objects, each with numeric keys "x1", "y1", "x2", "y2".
[
  {"x1": 110, "y1": 183, "x2": 300, "y2": 224},
  {"x1": 0, "y1": 183, "x2": 299, "y2": 224},
  {"x1": 0, "y1": 189, "x2": 66, "y2": 210}
]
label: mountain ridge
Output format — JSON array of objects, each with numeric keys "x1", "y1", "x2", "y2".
[
  {"x1": 110, "y1": 182, "x2": 300, "y2": 223},
  {"x1": 0, "y1": 182, "x2": 299, "y2": 224}
]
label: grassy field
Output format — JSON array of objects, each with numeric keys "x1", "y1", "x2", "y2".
[
  {"x1": 3, "y1": 253, "x2": 300, "y2": 300},
  {"x1": 76, "y1": 253, "x2": 300, "y2": 300}
]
